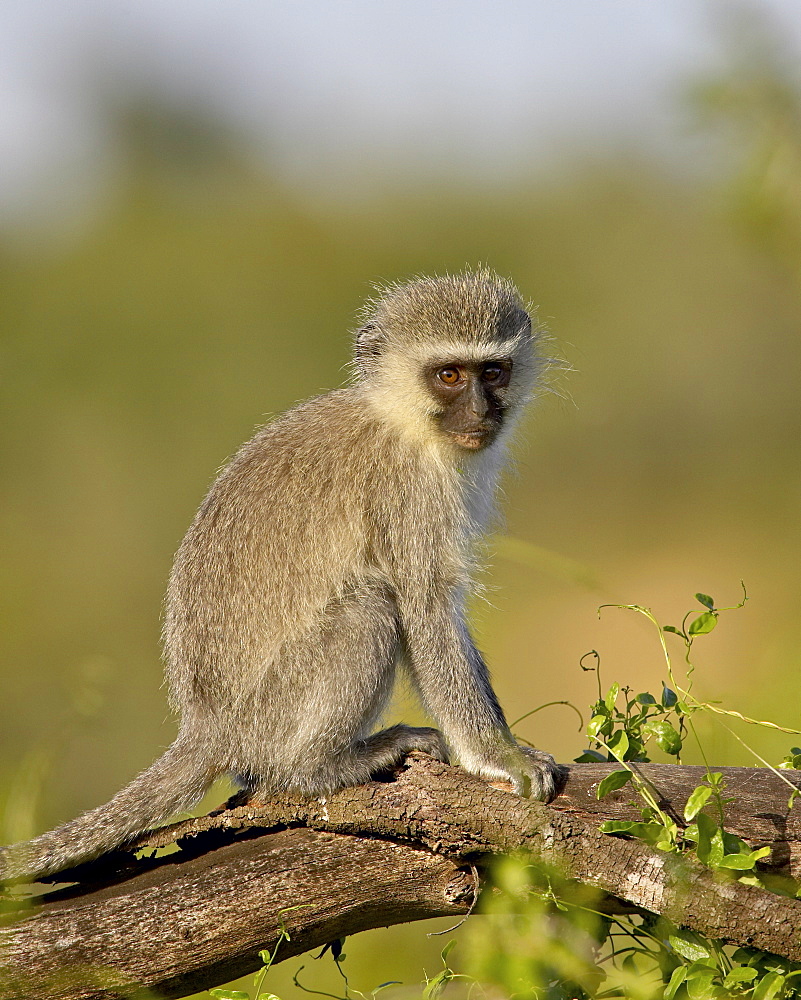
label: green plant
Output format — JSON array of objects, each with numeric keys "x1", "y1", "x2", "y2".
[
  {"x1": 569, "y1": 589, "x2": 801, "y2": 997},
  {"x1": 208, "y1": 905, "x2": 311, "y2": 1000},
  {"x1": 464, "y1": 587, "x2": 801, "y2": 999}
]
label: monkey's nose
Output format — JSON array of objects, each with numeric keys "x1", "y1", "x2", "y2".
[{"x1": 466, "y1": 386, "x2": 489, "y2": 418}]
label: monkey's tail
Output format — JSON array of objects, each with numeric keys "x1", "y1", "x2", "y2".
[{"x1": 0, "y1": 736, "x2": 215, "y2": 883}]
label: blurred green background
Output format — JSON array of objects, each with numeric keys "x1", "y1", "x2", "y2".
[{"x1": 1, "y1": 2, "x2": 801, "y2": 997}]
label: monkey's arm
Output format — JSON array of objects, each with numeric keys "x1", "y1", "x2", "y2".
[{"x1": 397, "y1": 586, "x2": 558, "y2": 801}]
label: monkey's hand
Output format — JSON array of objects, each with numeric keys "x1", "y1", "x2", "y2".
[{"x1": 484, "y1": 744, "x2": 562, "y2": 802}]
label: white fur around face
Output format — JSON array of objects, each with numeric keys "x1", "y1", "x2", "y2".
[{"x1": 361, "y1": 332, "x2": 538, "y2": 458}]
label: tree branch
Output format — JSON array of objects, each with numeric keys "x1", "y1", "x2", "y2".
[{"x1": 2, "y1": 759, "x2": 800, "y2": 1000}]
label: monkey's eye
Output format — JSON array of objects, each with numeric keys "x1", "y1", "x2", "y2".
[
  {"x1": 482, "y1": 364, "x2": 504, "y2": 382},
  {"x1": 437, "y1": 367, "x2": 462, "y2": 386}
]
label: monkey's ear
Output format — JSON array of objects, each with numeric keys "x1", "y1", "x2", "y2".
[{"x1": 353, "y1": 322, "x2": 386, "y2": 373}]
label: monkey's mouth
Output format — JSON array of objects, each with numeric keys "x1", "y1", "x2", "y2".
[{"x1": 449, "y1": 429, "x2": 494, "y2": 450}]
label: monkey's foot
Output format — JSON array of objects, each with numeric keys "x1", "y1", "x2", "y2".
[
  {"x1": 362, "y1": 724, "x2": 450, "y2": 771},
  {"x1": 484, "y1": 745, "x2": 564, "y2": 802}
]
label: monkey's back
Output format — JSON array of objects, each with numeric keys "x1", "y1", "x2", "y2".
[{"x1": 162, "y1": 387, "x2": 454, "y2": 721}]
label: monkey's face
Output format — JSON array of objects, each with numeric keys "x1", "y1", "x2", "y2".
[{"x1": 427, "y1": 359, "x2": 512, "y2": 450}]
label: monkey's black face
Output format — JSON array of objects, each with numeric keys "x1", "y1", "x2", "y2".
[{"x1": 426, "y1": 359, "x2": 512, "y2": 450}]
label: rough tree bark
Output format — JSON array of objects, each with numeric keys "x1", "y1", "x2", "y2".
[{"x1": 1, "y1": 759, "x2": 800, "y2": 1000}]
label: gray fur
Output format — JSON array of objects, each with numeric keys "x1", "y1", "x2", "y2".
[{"x1": 0, "y1": 269, "x2": 558, "y2": 883}]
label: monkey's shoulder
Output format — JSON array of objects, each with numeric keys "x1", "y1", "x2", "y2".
[
  {"x1": 226, "y1": 388, "x2": 426, "y2": 480},
  {"x1": 197, "y1": 387, "x2": 470, "y2": 543},
  {"x1": 231, "y1": 388, "x2": 385, "y2": 477}
]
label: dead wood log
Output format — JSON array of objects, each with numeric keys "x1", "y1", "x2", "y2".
[{"x1": 1, "y1": 759, "x2": 800, "y2": 1000}]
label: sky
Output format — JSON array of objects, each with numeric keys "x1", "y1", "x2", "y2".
[{"x1": 1, "y1": 0, "x2": 801, "y2": 219}]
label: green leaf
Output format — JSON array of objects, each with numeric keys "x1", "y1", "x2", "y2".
[
  {"x1": 723, "y1": 831, "x2": 751, "y2": 855},
  {"x1": 574, "y1": 749, "x2": 607, "y2": 763},
  {"x1": 686, "y1": 969, "x2": 717, "y2": 998},
  {"x1": 607, "y1": 729, "x2": 630, "y2": 759},
  {"x1": 599, "y1": 820, "x2": 640, "y2": 835},
  {"x1": 210, "y1": 992, "x2": 250, "y2": 1000},
  {"x1": 684, "y1": 784, "x2": 713, "y2": 822},
  {"x1": 662, "y1": 685, "x2": 678, "y2": 708},
  {"x1": 645, "y1": 720, "x2": 682, "y2": 755},
  {"x1": 664, "y1": 966, "x2": 687, "y2": 999},
  {"x1": 587, "y1": 714, "x2": 610, "y2": 739},
  {"x1": 440, "y1": 939, "x2": 456, "y2": 963},
  {"x1": 695, "y1": 813, "x2": 724, "y2": 867},
  {"x1": 635, "y1": 692, "x2": 658, "y2": 705},
  {"x1": 600, "y1": 819, "x2": 671, "y2": 846},
  {"x1": 424, "y1": 971, "x2": 451, "y2": 999},
  {"x1": 596, "y1": 769, "x2": 633, "y2": 799},
  {"x1": 669, "y1": 932, "x2": 711, "y2": 962},
  {"x1": 694, "y1": 812, "x2": 712, "y2": 860},
  {"x1": 604, "y1": 682, "x2": 620, "y2": 712},
  {"x1": 717, "y1": 853, "x2": 757, "y2": 870},
  {"x1": 654, "y1": 825, "x2": 678, "y2": 852},
  {"x1": 662, "y1": 625, "x2": 683, "y2": 635},
  {"x1": 717, "y1": 845, "x2": 771, "y2": 870},
  {"x1": 687, "y1": 958, "x2": 718, "y2": 973},
  {"x1": 753, "y1": 972, "x2": 786, "y2": 1000},
  {"x1": 695, "y1": 592, "x2": 716, "y2": 610},
  {"x1": 723, "y1": 967, "x2": 758, "y2": 988},
  {"x1": 688, "y1": 612, "x2": 718, "y2": 636},
  {"x1": 738, "y1": 874, "x2": 763, "y2": 887},
  {"x1": 623, "y1": 736, "x2": 648, "y2": 762}
]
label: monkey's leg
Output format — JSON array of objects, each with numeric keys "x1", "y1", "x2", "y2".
[
  {"x1": 352, "y1": 723, "x2": 449, "y2": 773},
  {"x1": 282, "y1": 723, "x2": 448, "y2": 796},
  {"x1": 247, "y1": 586, "x2": 445, "y2": 797}
]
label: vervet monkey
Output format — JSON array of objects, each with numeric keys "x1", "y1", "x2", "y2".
[{"x1": 1, "y1": 269, "x2": 559, "y2": 883}]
